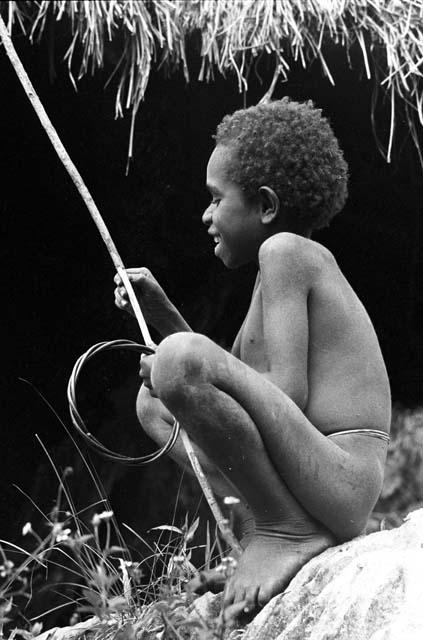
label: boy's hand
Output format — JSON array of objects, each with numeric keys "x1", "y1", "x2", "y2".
[
  {"x1": 114, "y1": 267, "x2": 193, "y2": 338},
  {"x1": 114, "y1": 268, "x2": 171, "y2": 329},
  {"x1": 139, "y1": 353, "x2": 157, "y2": 397}
]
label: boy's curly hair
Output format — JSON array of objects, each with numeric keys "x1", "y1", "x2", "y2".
[{"x1": 214, "y1": 98, "x2": 348, "y2": 231}]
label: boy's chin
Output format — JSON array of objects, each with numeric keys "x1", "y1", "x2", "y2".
[
  {"x1": 220, "y1": 255, "x2": 245, "y2": 270},
  {"x1": 215, "y1": 244, "x2": 248, "y2": 269},
  {"x1": 217, "y1": 250, "x2": 235, "y2": 268}
]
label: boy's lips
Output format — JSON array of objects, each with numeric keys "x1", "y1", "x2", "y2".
[
  {"x1": 208, "y1": 229, "x2": 221, "y2": 244},
  {"x1": 207, "y1": 228, "x2": 222, "y2": 254},
  {"x1": 212, "y1": 234, "x2": 222, "y2": 256}
]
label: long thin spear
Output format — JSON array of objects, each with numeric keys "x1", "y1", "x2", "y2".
[{"x1": 0, "y1": 15, "x2": 242, "y2": 556}]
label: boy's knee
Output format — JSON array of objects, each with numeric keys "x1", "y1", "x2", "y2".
[
  {"x1": 136, "y1": 383, "x2": 173, "y2": 442},
  {"x1": 152, "y1": 332, "x2": 212, "y2": 402}
]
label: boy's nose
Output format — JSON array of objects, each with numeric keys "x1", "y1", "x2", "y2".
[{"x1": 202, "y1": 205, "x2": 213, "y2": 226}]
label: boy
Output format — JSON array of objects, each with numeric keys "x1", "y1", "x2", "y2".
[{"x1": 114, "y1": 98, "x2": 391, "y2": 616}]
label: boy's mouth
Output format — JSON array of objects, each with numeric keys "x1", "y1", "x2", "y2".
[
  {"x1": 208, "y1": 229, "x2": 222, "y2": 252},
  {"x1": 213, "y1": 235, "x2": 222, "y2": 255}
]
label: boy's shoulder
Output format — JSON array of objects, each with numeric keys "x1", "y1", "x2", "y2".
[{"x1": 258, "y1": 232, "x2": 335, "y2": 285}]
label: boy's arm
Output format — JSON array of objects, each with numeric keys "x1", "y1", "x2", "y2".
[
  {"x1": 114, "y1": 268, "x2": 192, "y2": 338},
  {"x1": 258, "y1": 233, "x2": 314, "y2": 409},
  {"x1": 149, "y1": 299, "x2": 192, "y2": 338}
]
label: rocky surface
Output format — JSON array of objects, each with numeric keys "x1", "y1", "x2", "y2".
[{"x1": 192, "y1": 508, "x2": 423, "y2": 639}]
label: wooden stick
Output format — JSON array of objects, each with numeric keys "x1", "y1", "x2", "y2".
[
  {"x1": 180, "y1": 430, "x2": 243, "y2": 556},
  {"x1": 0, "y1": 15, "x2": 240, "y2": 551},
  {"x1": 0, "y1": 15, "x2": 154, "y2": 344}
]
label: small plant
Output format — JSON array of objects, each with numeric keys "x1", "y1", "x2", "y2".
[
  {"x1": 0, "y1": 377, "x2": 246, "y2": 639},
  {"x1": 0, "y1": 455, "x2": 239, "y2": 640}
]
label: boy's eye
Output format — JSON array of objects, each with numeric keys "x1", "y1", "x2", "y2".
[{"x1": 211, "y1": 198, "x2": 221, "y2": 206}]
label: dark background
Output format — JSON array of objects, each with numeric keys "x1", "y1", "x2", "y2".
[{"x1": 1, "y1": 29, "x2": 423, "y2": 545}]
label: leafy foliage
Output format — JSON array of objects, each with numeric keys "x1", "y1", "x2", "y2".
[{"x1": 369, "y1": 405, "x2": 423, "y2": 531}]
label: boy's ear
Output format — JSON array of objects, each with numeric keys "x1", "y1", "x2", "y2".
[{"x1": 258, "y1": 186, "x2": 280, "y2": 225}]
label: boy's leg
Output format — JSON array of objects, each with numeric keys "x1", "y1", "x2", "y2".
[
  {"x1": 137, "y1": 384, "x2": 249, "y2": 505},
  {"x1": 138, "y1": 385, "x2": 331, "y2": 608},
  {"x1": 141, "y1": 333, "x2": 339, "y2": 610},
  {"x1": 151, "y1": 333, "x2": 386, "y2": 542},
  {"x1": 137, "y1": 385, "x2": 255, "y2": 548}
]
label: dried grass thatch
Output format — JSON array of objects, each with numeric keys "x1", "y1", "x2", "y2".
[{"x1": 3, "y1": 0, "x2": 423, "y2": 165}]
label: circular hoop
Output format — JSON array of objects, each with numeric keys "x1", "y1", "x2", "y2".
[{"x1": 67, "y1": 339, "x2": 180, "y2": 466}]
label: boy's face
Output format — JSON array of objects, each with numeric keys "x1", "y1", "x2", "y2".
[{"x1": 203, "y1": 145, "x2": 263, "y2": 268}]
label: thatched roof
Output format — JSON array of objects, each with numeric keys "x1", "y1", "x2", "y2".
[{"x1": 4, "y1": 0, "x2": 423, "y2": 164}]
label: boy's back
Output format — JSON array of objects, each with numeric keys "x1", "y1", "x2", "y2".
[{"x1": 233, "y1": 232, "x2": 391, "y2": 436}]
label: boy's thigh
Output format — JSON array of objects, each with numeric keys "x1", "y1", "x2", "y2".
[
  {"x1": 325, "y1": 431, "x2": 387, "y2": 475},
  {"x1": 154, "y1": 332, "x2": 302, "y2": 431}
]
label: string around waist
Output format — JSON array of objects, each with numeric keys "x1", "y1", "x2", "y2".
[{"x1": 327, "y1": 428, "x2": 390, "y2": 444}]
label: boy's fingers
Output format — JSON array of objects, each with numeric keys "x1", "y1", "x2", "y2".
[
  {"x1": 113, "y1": 285, "x2": 129, "y2": 300},
  {"x1": 139, "y1": 353, "x2": 154, "y2": 374},
  {"x1": 115, "y1": 296, "x2": 128, "y2": 309},
  {"x1": 114, "y1": 268, "x2": 148, "y2": 284},
  {"x1": 114, "y1": 289, "x2": 131, "y2": 306},
  {"x1": 126, "y1": 267, "x2": 150, "y2": 277},
  {"x1": 114, "y1": 289, "x2": 126, "y2": 303}
]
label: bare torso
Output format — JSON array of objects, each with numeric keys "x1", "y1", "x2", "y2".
[{"x1": 232, "y1": 235, "x2": 391, "y2": 435}]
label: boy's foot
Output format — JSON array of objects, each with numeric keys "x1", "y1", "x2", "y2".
[
  {"x1": 188, "y1": 525, "x2": 334, "y2": 616},
  {"x1": 224, "y1": 527, "x2": 334, "y2": 613}
]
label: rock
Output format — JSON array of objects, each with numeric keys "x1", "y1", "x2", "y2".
[{"x1": 192, "y1": 508, "x2": 423, "y2": 640}]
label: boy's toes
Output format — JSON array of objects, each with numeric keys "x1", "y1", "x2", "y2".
[
  {"x1": 223, "y1": 580, "x2": 237, "y2": 609},
  {"x1": 257, "y1": 582, "x2": 275, "y2": 609},
  {"x1": 243, "y1": 585, "x2": 259, "y2": 614},
  {"x1": 223, "y1": 588, "x2": 259, "y2": 624},
  {"x1": 224, "y1": 582, "x2": 256, "y2": 614},
  {"x1": 222, "y1": 600, "x2": 249, "y2": 624}
]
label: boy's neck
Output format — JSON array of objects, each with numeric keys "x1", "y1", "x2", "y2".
[{"x1": 266, "y1": 226, "x2": 312, "y2": 241}]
